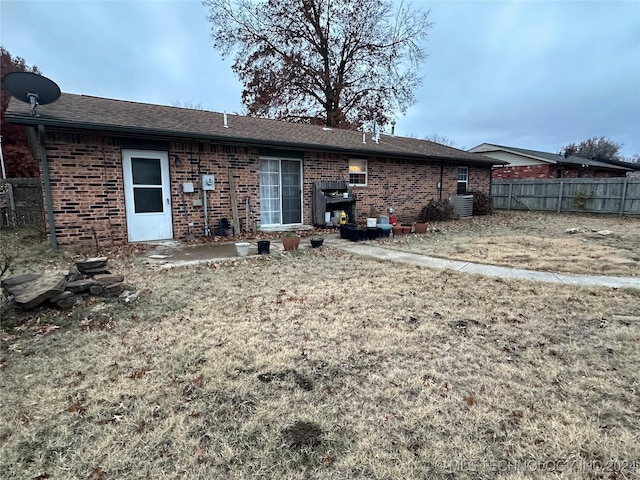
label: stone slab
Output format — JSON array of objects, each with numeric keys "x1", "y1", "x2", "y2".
[
  {"x1": 93, "y1": 274, "x2": 125, "y2": 286},
  {"x1": 5, "y1": 271, "x2": 68, "y2": 309},
  {"x1": 76, "y1": 257, "x2": 108, "y2": 272},
  {"x1": 66, "y1": 279, "x2": 97, "y2": 293},
  {"x1": 103, "y1": 282, "x2": 124, "y2": 297}
]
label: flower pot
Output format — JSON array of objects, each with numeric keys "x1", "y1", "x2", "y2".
[
  {"x1": 349, "y1": 227, "x2": 367, "y2": 242},
  {"x1": 310, "y1": 237, "x2": 324, "y2": 248},
  {"x1": 340, "y1": 224, "x2": 355, "y2": 239},
  {"x1": 257, "y1": 240, "x2": 270, "y2": 254},
  {"x1": 378, "y1": 224, "x2": 392, "y2": 237},
  {"x1": 366, "y1": 227, "x2": 380, "y2": 240},
  {"x1": 391, "y1": 225, "x2": 402, "y2": 237},
  {"x1": 401, "y1": 225, "x2": 411, "y2": 235},
  {"x1": 282, "y1": 236, "x2": 300, "y2": 251},
  {"x1": 414, "y1": 222, "x2": 428, "y2": 234},
  {"x1": 235, "y1": 242, "x2": 250, "y2": 257}
]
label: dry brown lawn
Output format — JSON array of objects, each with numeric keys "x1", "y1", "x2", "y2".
[
  {"x1": 1, "y1": 230, "x2": 639, "y2": 479},
  {"x1": 381, "y1": 211, "x2": 640, "y2": 277}
]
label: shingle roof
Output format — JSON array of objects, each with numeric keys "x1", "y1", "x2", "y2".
[
  {"x1": 473, "y1": 143, "x2": 631, "y2": 171},
  {"x1": 5, "y1": 93, "x2": 499, "y2": 165}
]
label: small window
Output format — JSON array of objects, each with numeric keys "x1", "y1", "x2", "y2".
[
  {"x1": 457, "y1": 167, "x2": 468, "y2": 194},
  {"x1": 349, "y1": 159, "x2": 368, "y2": 186}
]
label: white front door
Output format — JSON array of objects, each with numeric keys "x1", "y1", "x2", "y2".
[{"x1": 122, "y1": 150, "x2": 173, "y2": 242}]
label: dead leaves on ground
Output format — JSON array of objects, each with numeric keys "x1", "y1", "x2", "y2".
[
  {"x1": 128, "y1": 368, "x2": 147, "y2": 379},
  {"x1": 89, "y1": 467, "x2": 105, "y2": 479},
  {"x1": 464, "y1": 395, "x2": 476, "y2": 407}
]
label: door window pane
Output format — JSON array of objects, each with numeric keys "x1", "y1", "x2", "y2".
[
  {"x1": 132, "y1": 158, "x2": 162, "y2": 185},
  {"x1": 134, "y1": 187, "x2": 164, "y2": 213}
]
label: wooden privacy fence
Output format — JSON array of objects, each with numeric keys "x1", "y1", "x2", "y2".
[
  {"x1": 0, "y1": 178, "x2": 44, "y2": 228},
  {"x1": 491, "y1": 177, "x2": 640, "y2": 215}
]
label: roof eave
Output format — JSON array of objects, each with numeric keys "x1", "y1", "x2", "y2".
[{"x1": 5, "y1": 112, "x2": 501, "y2": 166}]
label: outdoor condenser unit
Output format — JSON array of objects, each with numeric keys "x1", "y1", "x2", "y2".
[{"x1": 451, "y1": 195, "x2": 474, "y2": 219}]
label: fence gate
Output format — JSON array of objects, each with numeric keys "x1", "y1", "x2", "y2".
[{"x1": 0, "y1": 178, "x2": 44, "y2": 228}]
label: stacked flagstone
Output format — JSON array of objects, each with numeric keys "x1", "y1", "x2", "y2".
[{"x1": 1, "y1": 257, "x2": 138, "y2": 309}]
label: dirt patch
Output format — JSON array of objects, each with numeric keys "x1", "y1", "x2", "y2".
[{"x1": 282, "y1": 421, "x2": 324, "y2": 449}]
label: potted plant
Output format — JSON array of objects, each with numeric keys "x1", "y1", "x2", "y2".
[{"x1": 282, "y1": 231, "x2": 300, "y2": 251}]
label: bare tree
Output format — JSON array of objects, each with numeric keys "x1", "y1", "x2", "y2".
[
  {"x1": 424, "y1": 133, "x2": 457, "y2": 148},
  {"x1": 203, "y1": 0, "x2": 431, "y2": 129},
  {"x1": 171, "y1": 101, "x2": 205, "y2": 110}
]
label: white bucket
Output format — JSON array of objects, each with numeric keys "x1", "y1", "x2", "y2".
[
  {"x1": 324, "y1": 212, "x2": 331, "y2": 223},
  {"x1": 366, "y1": 218, "x2": 377, "y2": 227},
  {"x1": 235, "y1": 242, "x2": 250, "y2": 257}
]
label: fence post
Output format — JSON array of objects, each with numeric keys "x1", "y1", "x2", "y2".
[
  {"x1": 507, "y1": 182, "x2": 513, "y2": 211},
  {"x1": 557, "y1": 181, "x2": 563, "y2": 213},
  {"x1": 619, "y1": 177, "x2": 628, "y2": 216},
  {"x1": 7, "y1": 182, "x2": 17, "y2": 227}
]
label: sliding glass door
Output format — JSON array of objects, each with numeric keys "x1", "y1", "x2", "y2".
[{"x1": 259, "y1": 157, "x2": 302, "y2": 227}]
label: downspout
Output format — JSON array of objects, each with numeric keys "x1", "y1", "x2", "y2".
[
  {"x1": 0, "y1": 135, "x2": 6, "y2": 179},
  {"x1": 439, "y1": 160, "x2": 444, "y2": 201},
  {"x1": 37, "y1": 125, "x2": 58, "y2": 250}
]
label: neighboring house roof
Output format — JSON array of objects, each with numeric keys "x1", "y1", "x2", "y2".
[
  {"x1": 5, "y1": 93, "x2": 501, "y2": 166},
  {"x1": 469, "y1": 143, "x2": 632, "y2": 172}
]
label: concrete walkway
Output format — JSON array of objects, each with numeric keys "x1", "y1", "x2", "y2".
[
  {"x1": 141, "y1": 235, "x2": 640, "y2": 290},
  {"x1": 325, "y1": 236, "x2": 640, "y2": 290}
]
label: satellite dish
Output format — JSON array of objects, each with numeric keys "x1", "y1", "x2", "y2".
[{"x1": 2, "y1": 72, "x2": 61, "y2": 117}]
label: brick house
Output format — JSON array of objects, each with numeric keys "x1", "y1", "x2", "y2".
[
  {"x1": 469, "y1": 143, "x2": 633, "y2": 180},
  {"x1": 6, "y1": 93, "x2": 499, "y2": 247}
]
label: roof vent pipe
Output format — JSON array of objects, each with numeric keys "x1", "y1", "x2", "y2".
[
  {"x1": 391, "y1": 120, "x2": 396, "y2": 136},
  {"x1": 223, "y1": 112, "x2": 229, "y2": 128},
  {"x1": 362, "y1": 133, "x2": 366, "y2": 144}
]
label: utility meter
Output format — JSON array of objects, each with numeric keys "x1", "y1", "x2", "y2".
[{"x1": 202, "y1": 175, "x2": 215, "y2": 191}]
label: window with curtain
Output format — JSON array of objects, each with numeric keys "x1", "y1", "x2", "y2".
[{"x1": 349, "y1": 159, "x2": 368, "y2": 186}]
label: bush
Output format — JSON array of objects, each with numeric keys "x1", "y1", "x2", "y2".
[
  {"x1": 418, "y1": 199, "x2": 454, "y2": 222},
  {"x1": 468, "y1": 190, "x2": 493, "y2": 215}
]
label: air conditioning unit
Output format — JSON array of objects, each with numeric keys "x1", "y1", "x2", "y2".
[{"x1": 451, "y1": 195, "x2": 473, "y2": 219}]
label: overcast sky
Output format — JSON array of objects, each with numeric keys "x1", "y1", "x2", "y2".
[{"x1": 2, "y1": 0, "x2": 639, "y2": 157}]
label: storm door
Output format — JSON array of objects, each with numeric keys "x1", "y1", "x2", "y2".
[{"x1": 122, "y1": 150, "x2": 173, "y2": 242}]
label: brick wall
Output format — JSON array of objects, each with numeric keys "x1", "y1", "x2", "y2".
[
  {"x1": 558, "y1": 167, "x2": 623, "y2": 178},
  {"x1": 493, "y1": 164, "x2": 623, "y2": 180},
  {"x1": 41, "y1": 130, "x2": 492, "y2": 246},
  {"x1": 492, "y1": 164, "x2": 553, "y2": 179},
  {"x1": 42, "y1": 132, "x2": 126, "y2": 246}
]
